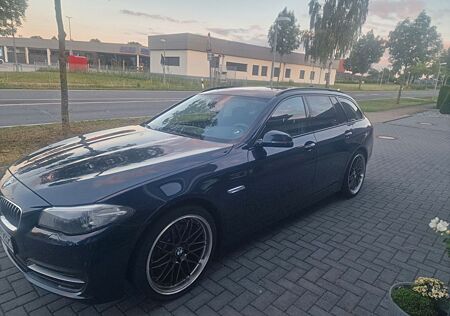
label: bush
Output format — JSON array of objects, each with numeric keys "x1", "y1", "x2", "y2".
[
  {"x1": 392, "y1": 287, "x2": 438, "y2": 316},
  {"x1": 437, "y1": 85, "x2": 450, "y2": 114}
]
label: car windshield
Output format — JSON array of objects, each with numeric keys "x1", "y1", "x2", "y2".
[{"x1": 146, "y1": 94, "x2": 268, "y2": 143}]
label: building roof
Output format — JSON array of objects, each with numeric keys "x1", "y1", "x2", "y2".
[
  {"x1": 148, "y1": 33, "x2": 336, "y2": 67},
  {"x1": 0, "y1": 37, "x2": 150, "y2": 56}
]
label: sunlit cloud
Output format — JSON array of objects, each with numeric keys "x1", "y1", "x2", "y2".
[{"x1": 119, "y1": 9, "x2": 198, "y2": 24}]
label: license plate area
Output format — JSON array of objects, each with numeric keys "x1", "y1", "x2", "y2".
[{"x1": 0, "y1": 224, "x2": 15, "y2": 253}]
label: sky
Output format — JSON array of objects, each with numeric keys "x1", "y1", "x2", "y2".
[{"x1": 15, "y1": 0, "x2": 450, "y2": 68}]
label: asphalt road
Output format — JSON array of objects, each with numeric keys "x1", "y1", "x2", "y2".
[{"x1": 0, "y1": 89, "x2": 435, "y2": 127}]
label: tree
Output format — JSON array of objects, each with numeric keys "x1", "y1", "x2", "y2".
[
  {"x1": 268, "y1": 7, "x2": 301, "y2": 83},
  {"x1": 0, "y1": 0, "x2": 28, "y2": 67},
  {"x1": 387, "y1": 11, "x2": 442, "y2": 103},
  {"x1": 89, "y1": 38, "x2": 101, "y2": 43},
  {"x1": 54, "y1": 0, "x2": 70, "y2": 136},
  {"x1": 302, "y1": 0, "x2": 369, "y2": 87},
  {"x1": 344, "y1": 31, "x2": 384, "y2": 89},
  {"x1": 30, "y1": 35, "x2": 43, "y2": 39},
  {"x1": 127, "y1": 41, "x2": 141, "y2": 45}
]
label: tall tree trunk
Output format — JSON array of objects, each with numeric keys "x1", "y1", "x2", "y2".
[
  {"x1": 277, "y1": 56, "x2": 283, "y2": 85},
  {"x1": 358, "y1": 77, "x2": 362, "y2": 90},
  {"x1": 54, "y1": 0, "x2": 70, "y2": 136},
  {"x1": 325, "y1": 61, "x2": 332, "y2": 88},
  {"x1": 396, "y1": 83, "x2": 403, "y2": 104},
  {"x1": 11, "y1": 23, "x2": 18, "y2": 71}
]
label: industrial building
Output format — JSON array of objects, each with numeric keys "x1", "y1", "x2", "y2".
[
  {"x1": 0, "y1": 37, "x2": 150, "y2": 70},
  {"x1": 148, "y1": 33, "x2": 337, "y2": 85}
]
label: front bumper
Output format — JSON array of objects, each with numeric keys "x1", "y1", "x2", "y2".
[{"x1": 0, "y1": 170, "x2": 139, "y2": 302}]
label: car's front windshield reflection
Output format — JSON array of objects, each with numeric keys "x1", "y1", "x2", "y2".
[{"x1": 147, "y1": 94, "x2": 268, "y2": 143}]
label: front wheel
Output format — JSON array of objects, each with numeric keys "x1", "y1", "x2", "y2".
[
  {"x1": 341, "y1": 152, "x2": 366, "y2": 198},
  {"x1": 132, "y1": 206, "x2": 216, "y2": 300}
]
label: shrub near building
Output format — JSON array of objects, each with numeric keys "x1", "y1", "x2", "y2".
[{"x1": 437, "y1": 80, "x2": 450, "y2": 114}]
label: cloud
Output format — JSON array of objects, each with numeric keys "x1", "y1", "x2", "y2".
[
  {"x1": 369, "y1": 0, "x2": 425, "y2": 20},
  {"x1": 119, "y1": 9, "x2": 197, "y2": 24},
  {"x1": 206, "y1": 25, "x2": 268, "y2": 45},
  {"x1": 207, "y1": 25, "x2": 264, "y2": 37}
]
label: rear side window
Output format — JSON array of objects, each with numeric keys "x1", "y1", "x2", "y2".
[
  {"x1": 338, "y1": 97, "x2": 364, "y2": 121},
  {"x1": 264, "y1": 96, "x2": 307, "y2": 137},
  {"x1": 305, "y1": 95, "x2": 345, "y2": 132}
]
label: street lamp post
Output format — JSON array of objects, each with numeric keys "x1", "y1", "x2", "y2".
[
  {"x1": 270, "y1": 16, "x2": 291, "y2": 88},
  {"x1": 433, "y1": 62, "x2": 447, "y2": 101},
  {"x1": 160, "y1": 38, "x2": 166, "y2": 85}
]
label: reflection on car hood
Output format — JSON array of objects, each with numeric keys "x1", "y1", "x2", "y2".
[{"x1": 9, "y1": 125, "x2": 230, "y2": 205}]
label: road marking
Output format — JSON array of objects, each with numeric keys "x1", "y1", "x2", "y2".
[
  {"x1": 0, "y1": 97, "x2": 185, "y2": 102},
  {"x1": 0, "y1": 116, "x2": 150, "y2": 128},
  {"x1": 0, "y1": 99, "x2": 182, "y2": 107}
]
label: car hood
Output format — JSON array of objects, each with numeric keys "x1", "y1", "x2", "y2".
[{"x1": 9, "y1": 125, "x2": 231, "y2": 205}]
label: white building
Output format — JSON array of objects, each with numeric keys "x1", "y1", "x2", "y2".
[{"x1": 149, "y1": 33, "x2": 337, "y2": 85}]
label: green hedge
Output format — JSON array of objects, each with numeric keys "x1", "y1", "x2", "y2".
[{"x1": 437, "y1": 85, "x2": 450, "y2": 114}]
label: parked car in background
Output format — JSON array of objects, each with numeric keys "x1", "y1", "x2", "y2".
[{"x1": 0, "y1": 87, "x2": 373, "y2": 302}]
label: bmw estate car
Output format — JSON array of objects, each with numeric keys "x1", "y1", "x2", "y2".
[{"x1": 0, "y1": 87, "x2": 373, "y2": 302}]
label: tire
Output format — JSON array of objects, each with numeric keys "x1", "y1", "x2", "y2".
[
  {"x1": 132, "y1": 205, "x2": 216, "y2": 300},
  {"x1": 341, "y1": 151, "x2": 366, "y2": 198}
]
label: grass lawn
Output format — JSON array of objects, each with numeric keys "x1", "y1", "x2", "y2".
[
  {"x1": 0, "y1": 117, "x2": 145, "y2": 169},
  {"x1": 0, "y1": 70, "x2": 427, "y2": 92},
  {"x1": 358, "y1": 97, "x2": 434, "y2": 112}
]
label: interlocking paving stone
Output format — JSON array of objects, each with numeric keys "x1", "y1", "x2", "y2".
[{"x1": 0, "y1": 110, "x2": 449, "y2": 315}]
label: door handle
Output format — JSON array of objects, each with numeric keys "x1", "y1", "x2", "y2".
[
  {"x1": 304, "y1": 141, "x2": 316, "y2": 150},
  {"x1": 344, "y1": 130, "x2": 353, "y2": 138}
]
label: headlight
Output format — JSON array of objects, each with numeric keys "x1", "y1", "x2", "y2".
[{"x1": 38, "y1": 204, "x2": 134, "y2": 235}]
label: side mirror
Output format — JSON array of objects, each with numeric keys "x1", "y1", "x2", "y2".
[{"x1": 259, "y1": 130, "x2": 293, "y2": 148}]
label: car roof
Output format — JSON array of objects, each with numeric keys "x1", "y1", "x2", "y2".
[{"x1": 200, "y1": 86, "x2": 349, "y2": 99}]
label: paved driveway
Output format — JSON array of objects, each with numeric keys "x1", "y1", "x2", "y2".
[{"x1": 0, "y1": 110, "x2": 449, "y2": 316}]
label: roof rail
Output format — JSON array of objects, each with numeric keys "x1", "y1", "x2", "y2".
[
  {"x1": 275, "y1": 86, "x2": 342, "y2": 96},
  {"x1": 201, "y1": 86, "x2": 236, "y2": 92}
]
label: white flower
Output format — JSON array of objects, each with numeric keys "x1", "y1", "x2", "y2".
[
  {"x1": 429, "y1": 217, "x2": 440, "y2": 229},
  {"x1": 436, "y1": 220, "x2": 449, "y2": 232}
]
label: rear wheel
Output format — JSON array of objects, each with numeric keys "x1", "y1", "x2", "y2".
[
  {"x1": 132, "y1": 205, "x2": 216, "y2": 300},
  {"x1": 341, "y1": 152, "x2": 366, "y2": 198}
]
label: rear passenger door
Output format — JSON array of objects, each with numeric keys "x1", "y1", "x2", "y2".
[{"x1": 304, "y1": 95, "x2": 351, "y2": 193}]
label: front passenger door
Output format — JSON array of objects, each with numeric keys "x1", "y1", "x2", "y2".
[{"x1": 247, "y1": 96, "x2": 317, "y2": 226}]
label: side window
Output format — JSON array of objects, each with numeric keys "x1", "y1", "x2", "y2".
[
  {"x1": 338, "y1": 97, "x2": 364, "y2": 121},
  {"x1": 331, "y1": 97, "x2": 348, "y2": 124},
  {"x1": 264, "y1": 96, "x2": 307, "y2": 137},
  {"x1": 305, "y1": 95, "x2": 342, "y2": 131}
]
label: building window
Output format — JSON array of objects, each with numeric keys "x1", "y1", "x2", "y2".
[
  {"x1": 299, "y1": 70, "x2": 305, "y2": 79},
  {"x1": 162, "y1": 56, "x2": 180, "y2": 66},
  {"x1": 325, "y1": 72, "x2": 330, "y2": 83},
  {"x1": 252, "y1": 65, "x2": 259, "y2": 76},
  {"x1": 226, "y1": 62, "x2": 248, "y2": 72},
  {"x1": 310, "y1": 71, "x2": 315, "y2": 80},
  {"x1": 274, "y1": 67, "x2": 280, "y2": 78},
  {"x1": 285, "y1": 68, "x2": 291, "y2": 78},
  {"x1": 261, "y1": 66, "x2": 268, "y2": 76}
]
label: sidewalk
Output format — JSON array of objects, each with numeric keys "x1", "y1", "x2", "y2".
[{"x1": 365, "y1": 103, "x2": 435, "y2": 123}]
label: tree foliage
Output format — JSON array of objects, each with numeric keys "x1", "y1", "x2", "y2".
[
  {"x1": 344, "y1": 31, "x2": 384, "y2": 76},
  {"x1": 387, "y1": 11, "x2": 442, "y2": 75},
  {"x1": 0, "y1": 0, "x2": 27, "y2": 35},
  {"x1": 302, "y1": 0, "x2": 369, "y2": 66},
  {"x1": 267, "y1": 7, "x2": 301, "y2": 57}
]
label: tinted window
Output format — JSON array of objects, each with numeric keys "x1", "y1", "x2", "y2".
[
  {"x1": 264, "y1": 96, "x2": 307, "y2": 137},
  {"x1": 261, "y1": 66, "x2": 268, "y2": 76},
  {"x1": 252, "y1": 65, "x2": 259, "y2": 76},
  {"x1": 285, "y1": 68, "x2": 291, "y2": 78},
  {"x1": 338, "y1": 97, "x2": 364, "y2": 121},
  {"x1": 226, "y1": 62, "x2": 247, "y2": 72},
  {"x1": 305, "y1": 96, "x2": 343, "y2": 131},
  {"x1": 148, "y1": 94, "x2": 267, "y2": 143},
  {"x1": 300, "y1": 70, "x2": 305, "y2": 79}
]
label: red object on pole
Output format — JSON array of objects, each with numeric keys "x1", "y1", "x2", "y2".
[{"x1": 68, "y1": 55, "x2": 88, "y2": 71}]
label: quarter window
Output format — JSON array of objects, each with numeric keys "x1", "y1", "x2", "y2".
[
  {"x1": 252, "y1": 65, "x2": 259, "y2": 76},
  {"x1": 264, "y1": 97, "x2": 307, "y2": 137},
  {"x1": 338, "y1": 97, "x2": 364, "y2": 121},
  {"x1": 305, "y1": 96, "x2": 343, "y2": 131}
]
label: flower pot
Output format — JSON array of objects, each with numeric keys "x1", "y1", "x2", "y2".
[{"x1": 388, "y1": 282, "x2": 414, "y2": 316}]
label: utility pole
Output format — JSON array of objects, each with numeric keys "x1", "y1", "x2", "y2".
[
  {"x1": 160, "y1": 38, "x2": 166, "y2": 85},
  {"x1": 269, "y1": 16, "x2": 291, "y2": 88},
  {"x1": 66, "y1": 16, "x2": 72, "y2": 41}
]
